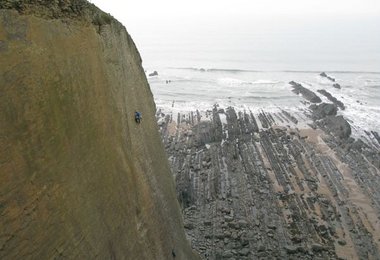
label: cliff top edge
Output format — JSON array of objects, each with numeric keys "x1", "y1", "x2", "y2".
[{"x1": 0, "y1": 0, "x2": 120, "y2": 27}]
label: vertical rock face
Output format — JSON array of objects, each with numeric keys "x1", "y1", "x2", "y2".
[{"x1": 0, "y1": 3, "x2": 196, "y2": 259}]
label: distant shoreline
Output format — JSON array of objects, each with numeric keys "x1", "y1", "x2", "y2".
[{"x1": 167, "y1": 67, "x2": 380, "y2": 74}]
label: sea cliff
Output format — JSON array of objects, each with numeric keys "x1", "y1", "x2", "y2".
[{"x1": 0, "y1": 1, "x2": 196, "y2": 259}]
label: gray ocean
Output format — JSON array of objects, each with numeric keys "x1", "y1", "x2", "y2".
[{"x1": 129, "y1": 15, "x2": 380, "y2": 137}]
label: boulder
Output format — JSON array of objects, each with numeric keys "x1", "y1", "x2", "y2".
[
  {"x1": 320, "y1": 115, "x2": 351, "y2": 139},
  {"x1": 222, "y1": 250, "x2": 234, "y2": 258},
  {"x1": 239, "y1": 248, "x2": 250, "y2": 256},
  {"x1": 333, "y1": 83, "x2": 341, "y2": 89},
  {"x1": 309, "y1": 103, "x2": 338, "y2": 119},
  {"x1": 284, "y1": 245, "x2": 298, "y2": 254},
  {"x1": 338, "y1": 239, "x2": 347, "y2": 246},
  {"x1": 184, "y1": 222, "x2": 195, "y2": 230},
  {"x1": 149, "y1": 70, "x2": 158, "y2": 76},
  {"x1": 311, "y1": 243, "x2": 326, "y2": 252}
]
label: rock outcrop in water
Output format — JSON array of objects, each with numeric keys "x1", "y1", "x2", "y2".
[
  {"x1": 317, "y1": 89, "x2": 345, "y2": 110},
  {"x1": 158, "y1": 106, "x2": 380, "y2": 259},
  {"x1": 320, "y1": 72, "x2": 336, "y2": 82},
  {"x1": 289, "y1": 81, "x2": 322, "y2": 103},
  {"x1": 290, "y1": 84, "x2": 350, "y2": 140},
  {"x1": 0, "y1": 2, "x2": 196, "y2": 259},
  {"x1": 149, "y1": 71, "x2": 159, "y2": 77}
]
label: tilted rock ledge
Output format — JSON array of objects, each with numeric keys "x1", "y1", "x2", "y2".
[
  {"x1": 289, "y1": 81, "x2": 322, "y2": 103},
  {"x1": 158, "y1": 106, "x2": 380, "y2": 259},
  {"x1": 0, "y1": 2, "x2": 197, "y2": 259}
]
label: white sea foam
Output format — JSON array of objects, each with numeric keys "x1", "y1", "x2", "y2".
[
  {"x1": 216, "y1": 78, "x2": 280, "y2": 86},
  {"x1": 219, "y1": 113, "x2": 227, "y2": 125},
  {"x1": 217, "y1": 77, "x2": 248, "y2": 86},
  {"x1": 150, "y1": 69, "x2": 380, "y2": 138},
  {"x1": 251, "y1": 80, "x2": 280, "y2": 84}
]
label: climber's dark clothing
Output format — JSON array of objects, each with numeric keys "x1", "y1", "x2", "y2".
[{"x1": 135, "y1": 111, "x2": 142, "y2": 123}]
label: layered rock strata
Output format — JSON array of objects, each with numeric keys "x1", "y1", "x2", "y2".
[
  {"x1": 317, "y1": 90, "x2": 345, "y2": 110},
  {"x1": 158, "y1": 107, "x2": 380, "y2": 260},
  {"x1": 289, "y1": 81, "x2": 322, "y2": 103}
]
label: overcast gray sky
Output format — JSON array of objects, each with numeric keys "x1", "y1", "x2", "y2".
[
  {"x1": 91, "y1": 0, "x2": 380, "y2": 26},
  {"x1": 89, "y1": 0, "x2": 380, "y2": 72}
]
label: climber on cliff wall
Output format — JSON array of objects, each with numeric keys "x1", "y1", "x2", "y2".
[{"x1": 135, "y1": 111, "x2": 142, "y2": 124}]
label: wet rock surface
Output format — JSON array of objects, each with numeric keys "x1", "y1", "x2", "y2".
[
  {"x1": 149, "y1": 70, "x2": 159, "y2": 77},
  {"x1": 158, "y1": 106, "x2": 380, "y2": 260},
  {"x1": 317, "y1": 89, "x2": 345, "y2": 110},
  {"x1": 290, "y1": 81, "x2": 322, "y2": 103},
  {"x1": 320, "y1": 72, "x2": 336, "y2": 82},
  {"x1": 310, "y1": 103, "x2": 338, "y2": 119},
  {"x1": 319, "y1": 115, "x2": 352, "y2": 140}
]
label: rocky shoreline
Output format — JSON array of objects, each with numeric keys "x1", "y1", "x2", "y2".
[{"x1": 157, "y1": 96, "x2": 380, "y2": 259}]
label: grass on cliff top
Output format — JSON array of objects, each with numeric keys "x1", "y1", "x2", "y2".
[{"x1": 0, "y1": 0, "x2": 115, "y2": 27}]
